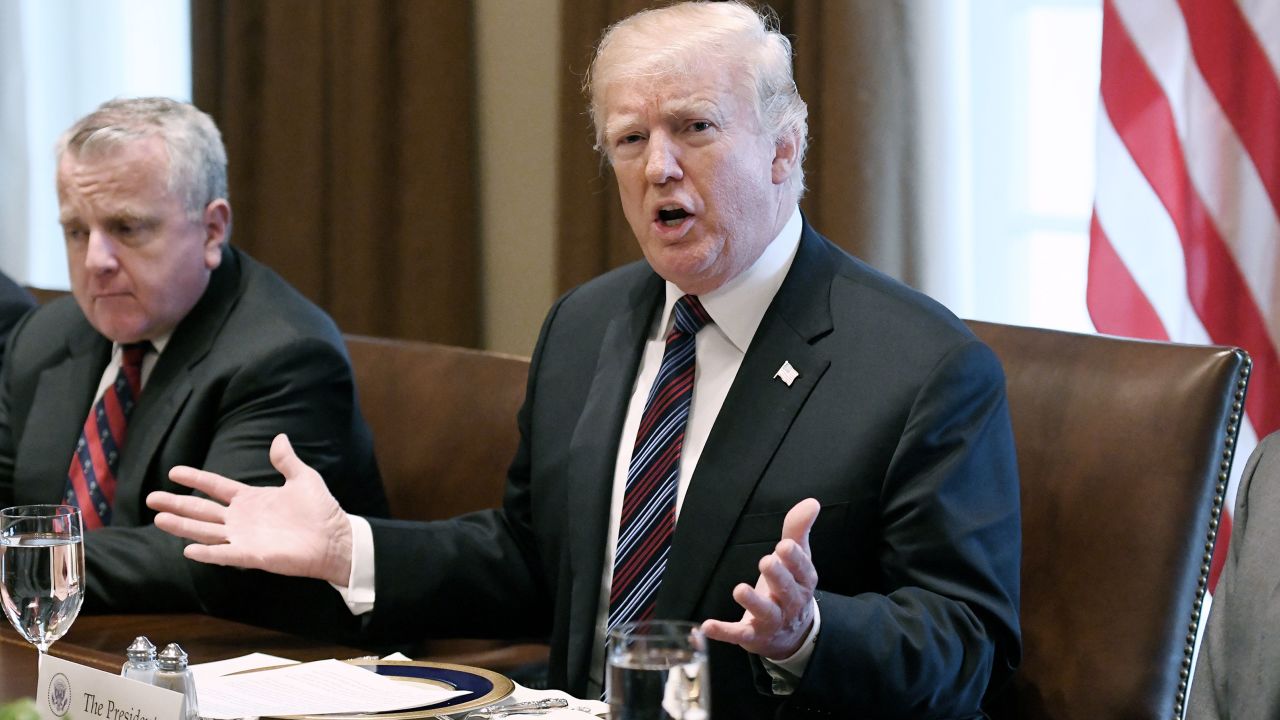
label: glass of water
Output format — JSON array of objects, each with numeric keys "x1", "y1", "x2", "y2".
[
  {"x1": 0, "y1": 505, "x2": 85, "y2": 657},
  {"x1": 607, "y1": 620, "x2": 709, "y2": 720}
]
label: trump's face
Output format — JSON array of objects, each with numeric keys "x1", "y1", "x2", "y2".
[
  {"x1": 602, "y1": 66, "x2": 798, "y2": 295},
  {"x1": 57, "y1": 137, "x2": 228, "y2": 343}
]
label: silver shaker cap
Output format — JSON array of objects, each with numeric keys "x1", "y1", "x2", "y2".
[
  {"x1": 126, "y1": 636, "x2": 157, "y2": 661},
  {"x1": 157, "y1": 642, "x2": 189, "y2": 671}
]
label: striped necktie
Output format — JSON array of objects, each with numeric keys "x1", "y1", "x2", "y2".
[
  {"x1": 607, "y1": 294, "x2": 712, "y2": 631},
  {"x1": 65, "y1": 342, "x2": 149, "y2": 530}
]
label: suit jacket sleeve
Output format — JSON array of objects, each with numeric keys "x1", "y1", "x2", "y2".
[
  {"x1": 780, "y1": 339, "x2": 1021, "y2": 718},
  {"x1": 0, "y1": 275, "x2": 34, "y2": 372},
  {"x1": 1186, "y1": 433, "x2": 1280, "y2": 720},
  {"x1": 0, "y1": 308, "x2": 43, "y2": 503},
  {"x1": 82, "y1": 336, "x2": 378, "y2": 636}
]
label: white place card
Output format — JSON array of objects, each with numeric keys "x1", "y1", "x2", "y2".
[{"x1": 36, "y1": 655, "x2": 184, "y2": 720}]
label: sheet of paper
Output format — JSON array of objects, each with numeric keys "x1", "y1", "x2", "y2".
[
  {"x1": 197, "y1": 659, "x2": 468, "y2": 719},
  {"x1": 190, "y1": 652, "x2": 299, "y2": 684}
]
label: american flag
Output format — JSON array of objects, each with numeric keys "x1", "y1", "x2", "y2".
[{"x1": 1087, "y1": 0, "x2": 1279, "y2": 594}]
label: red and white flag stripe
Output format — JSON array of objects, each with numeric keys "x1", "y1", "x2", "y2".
[{"x1": 1088, "y1": 0, "x2": 1280, "y2": 596}]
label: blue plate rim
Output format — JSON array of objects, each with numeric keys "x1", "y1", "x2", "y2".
[{"x1": 280, "y1": 660, "x2": 515, "y2": 720}]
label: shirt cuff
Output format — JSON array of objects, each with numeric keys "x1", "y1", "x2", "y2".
[
  {"x1": 760, "y1": 597, "x2": 821, "y2": 695},
  {"x1": 328, "y1": 513, "x2": 376, "y2": 616}
]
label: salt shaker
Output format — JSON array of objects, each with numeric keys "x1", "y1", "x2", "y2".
[
  {"x1": 154, "y1": 643, "x2": 200, "y2": 720},
  {"x1": 121, "y1": 636, "x2": 158, "y2": 684}
]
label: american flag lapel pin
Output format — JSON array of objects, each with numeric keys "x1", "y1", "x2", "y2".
[{"x1": 773, "y1": 360, "x2": 799, "y2": 387}]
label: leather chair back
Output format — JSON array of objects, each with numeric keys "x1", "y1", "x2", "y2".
[
  {"x1": 343, "y1": 334, "x2": 530, "y2": 521},
  {"x1": 23, "y1": 287, "x2": 69, "y2": 305},
  {"x1": 968, "y1": 321, "x2": 1249, "y2": 720}
]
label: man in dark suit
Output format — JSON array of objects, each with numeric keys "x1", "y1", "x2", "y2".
[
  {"x1": 1187, "y1": 432, "x2": 1280, "y2": 719},
  {"x1": 0, "y1": 98, "x2": 387, "y2": 633},
  {"x1": 0, "y1": 272, "x2": 35, "y2": 370},
  {"x1": 149, "y1": 3, "x2": 1020, "y2": 717}
]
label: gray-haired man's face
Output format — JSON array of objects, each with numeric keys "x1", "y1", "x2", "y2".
[{"x1": 57, "y1": 137, "x2": 226, "y2": 343}]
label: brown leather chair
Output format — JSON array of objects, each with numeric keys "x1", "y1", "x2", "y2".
[
  {"x1": 23, "y1": 286, "x2": 69, "y2": 305},
  {"x1": 968, "y1": 321, "x2": 1249, "y2": 720},
  {"x1": 344, "y1": 334, "x2": 529, "y2": 520},
  {"x1": 342, "y1": 334, "x2": 549, "y2": 672}
]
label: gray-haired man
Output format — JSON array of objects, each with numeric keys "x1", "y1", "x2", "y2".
[{"x1": 0, "y1": 98, "x2": 387, "y2": 635}]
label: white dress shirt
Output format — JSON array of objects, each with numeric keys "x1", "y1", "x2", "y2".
[
  {"x1": 93, "y1": 335, "x2": 169, "y2": 401},
  {"x1": 341, "y1": 207, "x2": 817, "y2": 693},
  {"x1": 585, "y1": 207, "x2": 816, "y2": 694}
]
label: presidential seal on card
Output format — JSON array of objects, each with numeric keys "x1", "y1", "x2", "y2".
[{"x1": 46, "y1": 672, "x2": 71, "y2": 717}]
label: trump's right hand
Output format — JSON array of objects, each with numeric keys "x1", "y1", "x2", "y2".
[{"x1": 147, "y1": 433, "x2": 354, "y2": 587}]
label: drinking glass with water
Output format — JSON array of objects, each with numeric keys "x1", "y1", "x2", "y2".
[
  {"x1": 607, "y1": 620, "x2": 708, "y2": 720},
  {"x1": 0, "y1": 505, "x2": 85, "y2": 658}
]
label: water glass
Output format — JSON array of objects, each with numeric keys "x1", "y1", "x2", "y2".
[
  {"x1": 607, "y1": 620, "x2": 709, "y2": 720},
  {"x1": 0, "y1": 505, "x2": 85, "y2": 656}
]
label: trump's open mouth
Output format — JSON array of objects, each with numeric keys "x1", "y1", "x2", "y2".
[{"x1": 657, "y1": 205, "x2": 691, "y2": 227}]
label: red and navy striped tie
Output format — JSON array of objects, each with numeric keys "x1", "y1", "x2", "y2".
[
  {"x1": 608, "y1": 294, "x2": 712, "y2": 631},
  {"x1": 64, "y1": 342, "x2": 148, "y2": 530}
]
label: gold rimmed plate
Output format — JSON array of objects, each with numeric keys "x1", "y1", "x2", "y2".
[{"x1": 279, "y1": 660, "x2": 514, "y2": 719}]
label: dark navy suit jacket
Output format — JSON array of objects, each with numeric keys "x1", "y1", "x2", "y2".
[{"x1": 366, "y1": 223, "x2": 1021, "y2": 719}]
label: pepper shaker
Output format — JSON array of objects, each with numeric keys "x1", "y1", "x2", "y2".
[
  {"x1": 121, "y1": 636, "x2": 158, "y2": 684},
  {"x1": 154, "y1": 643, "x2": 200, "y2": 720}
]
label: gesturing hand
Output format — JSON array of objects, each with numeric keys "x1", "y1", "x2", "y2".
[
  {"x1": 146, "y1": 433, "x2": 354, "y2": 587},
  {"x1": 700, "y1": 498, "x2": 820, "y2": 660}
]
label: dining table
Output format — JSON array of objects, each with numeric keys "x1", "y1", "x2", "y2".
[
  {"x1": 0, "y1": 614, "x2": 375, "y2": 703},
  {"x1": 1, "y1": 614, "x2": 552, "y2": 707}
]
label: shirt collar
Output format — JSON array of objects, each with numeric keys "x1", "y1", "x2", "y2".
[
  {"x1": 112, "y1": 333, "x2": 170, "y2": 359},
  {"x1": 656, "y1": 205, "x2": 802, "y2": 352}
]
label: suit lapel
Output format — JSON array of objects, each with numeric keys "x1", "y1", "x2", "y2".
[
  {"x1": 112, "y1": 373, "x2": 193, "y2": 524},
  {"x1": 658, "y1": 224, "x2": 837, "y2": 619},
  {"x1": 564, "y1": 272, "x2": 664, "y2": 689},
  {"x1": 17, "y1": 331, "x2": 109, "y2": 504},
  {"x1": 113, "y1": 246, "x2": 242, "y2": 522}
]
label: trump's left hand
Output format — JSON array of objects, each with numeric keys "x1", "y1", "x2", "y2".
[{"x1": 701, "y1": 498, "x2": 820, "y2": 660}]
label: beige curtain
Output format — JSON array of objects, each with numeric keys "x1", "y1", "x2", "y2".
[
  {"x1": 555, "y1": 0, "x2": 929, "y2": 293},
  {"x1": 555, "y1": 0, "x2": 652, "y2": 293},
  {"x1": 192, "y1": 0, "x2": 481, "y2": 345}
]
